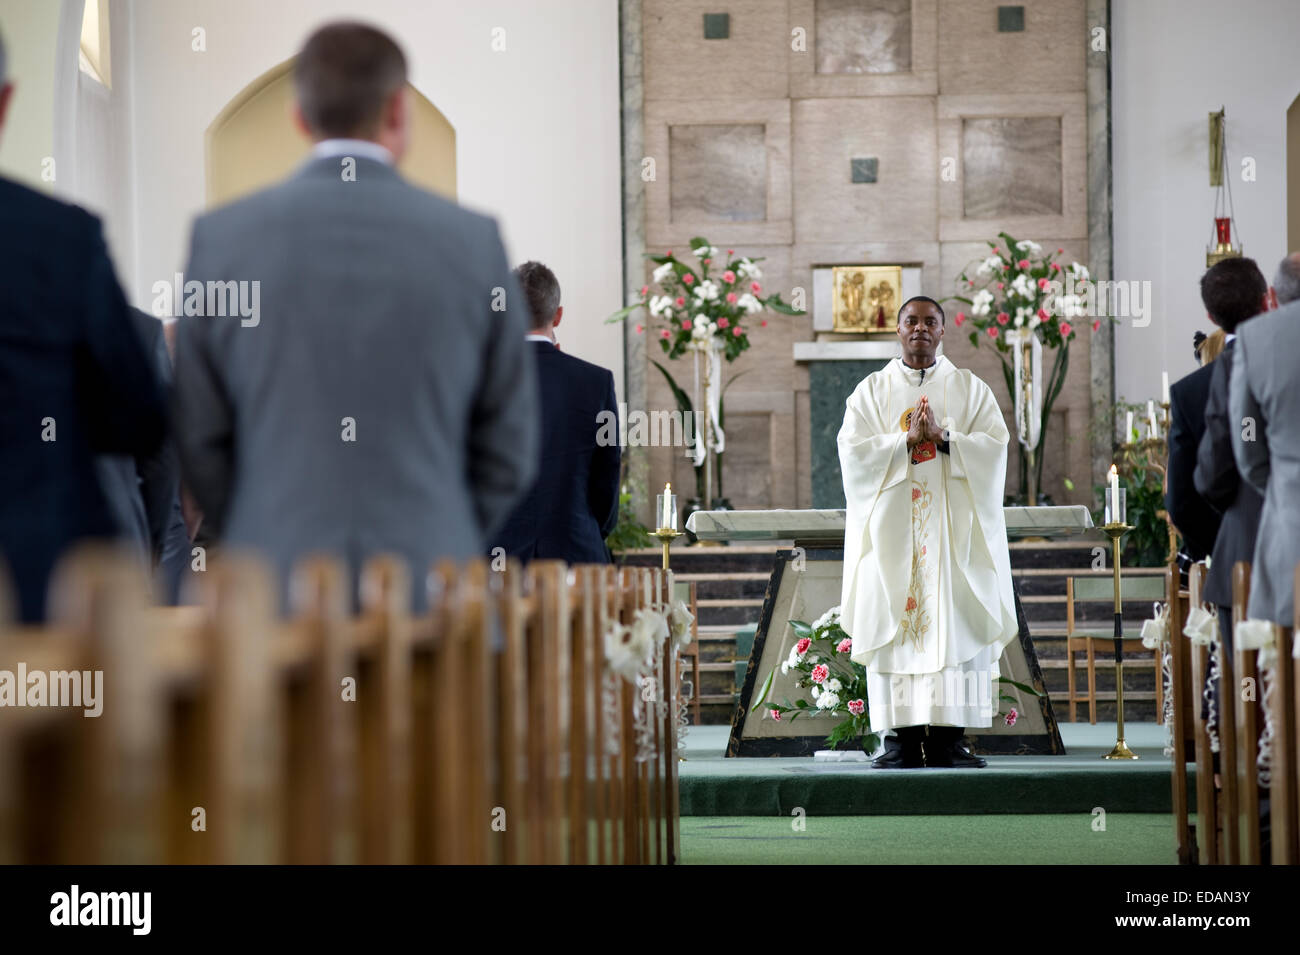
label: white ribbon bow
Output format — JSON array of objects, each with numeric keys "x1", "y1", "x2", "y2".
[{"x1": 1183, "y1": 607, "x2": 1218, "y2": 645}]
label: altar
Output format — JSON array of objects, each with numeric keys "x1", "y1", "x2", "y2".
[{"x1": 685, "y1": 506, "x2": 1095, "y2": 757}]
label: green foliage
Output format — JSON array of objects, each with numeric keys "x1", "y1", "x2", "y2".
[{"x1": 606, "y1": 481, "x2": 654, "y2": 555}]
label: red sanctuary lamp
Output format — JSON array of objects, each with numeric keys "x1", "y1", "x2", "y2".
[{"x1": 1206, "y1": 109, "x2": 1242, "y2": 266}]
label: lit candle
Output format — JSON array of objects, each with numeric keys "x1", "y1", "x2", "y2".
[
  {"x1": 1109, "y1": 465, "x2": 1120, "y2": 524},
  {"x1": 1125, "y1": 411, "x2": 1133, "y2": 443},
  {"x1": 1148, "y1": 400, "x2": 1158, "y2": 439},
  {"x1": 1161, "y1": 371, "x2": 1170, "y2": 405},
  {"x1": 662, "y1": 483, "x2": 673, "y2": 530}
]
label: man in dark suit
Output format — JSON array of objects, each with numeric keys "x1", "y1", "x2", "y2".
[
  {"x1": 1194, "y1": 257, "x2": 1274, "y2": 651},
  {"x1": 173, "y1": 23, "x2": 537, "y2": 608},
  {"x1": 1165, "y1": 265, "x2": 1238, "y2": 564},
  {"x1": 0, "y1": 28, "x2": 166, "y2": 621},
  {"x1": 490, "y1": 262, "x2": 620, "y2": 564}
]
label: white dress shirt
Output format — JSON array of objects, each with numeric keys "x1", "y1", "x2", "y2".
[{"x1": 311, "y1": 138, "x2": 394, "y2": 166}]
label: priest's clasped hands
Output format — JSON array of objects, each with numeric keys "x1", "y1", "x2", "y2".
[{"x1": 906, "y1": 395, "x2": 945, "y2": 451}]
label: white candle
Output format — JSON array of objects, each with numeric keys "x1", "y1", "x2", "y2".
[
  {"x1": 1109, "y1": 465, "x2": 1120, "y2": 524},
  {"x1": 662, "y1": 483, "x2": 673, "y2": 530},
  {"x1": 1161, "y1": 372, "x2": 1170, "y2": 405},
  {"x1": 1125, "y1": 411, "x2": 1133, "y2": 443},
  {"x1": 1148, "y1": 400, "x2": 1158, "y2": 439}
]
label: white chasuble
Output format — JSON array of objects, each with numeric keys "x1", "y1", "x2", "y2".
[{"x1": 837, "y1": 356, "x2": 1018, "y2": 732}]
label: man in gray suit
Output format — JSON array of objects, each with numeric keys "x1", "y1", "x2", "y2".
[
  {"x1": 1230, "y1": 290, "x2": 1300, "y2": 627},
  {"x1": 174, "y1": 22, "x2": 538, "y2": 607}
]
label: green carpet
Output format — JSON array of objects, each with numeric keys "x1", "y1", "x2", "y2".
[
  {"x1": 680, "y1": 814, "x2": 1178, "y2": 864},
  {"x1": 680, "y1": 723, "x2": 1193, "y2": 816}
]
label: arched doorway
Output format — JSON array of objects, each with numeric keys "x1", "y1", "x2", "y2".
[{"x1": 205, "y1": 57, "x2": 456, "y2": 207}]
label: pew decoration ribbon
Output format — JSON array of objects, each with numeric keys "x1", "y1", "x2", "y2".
[
  {"x1": 667, "y1": 598, "x2": 695, "y2": 758},
  {"x1": 605, "y1": 609, "x2": 669, "y2": 682},
  {"x1": 1141, "y1": 601, "x2": 1175, "y2": 757},
  {"x1": 1185, "y1": 607, "x2": 1221, "y2": 753},
  {"x1": 1236, "y1": 619, "x2": 1279, "y2": 788}
]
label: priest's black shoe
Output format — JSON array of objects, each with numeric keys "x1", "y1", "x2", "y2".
[
  {"x1": 871, "y1": 725, "x2": 924, "y2": 769},
  {"x1": 923, "y1": 725, "x2": 987, "y2": 768}
]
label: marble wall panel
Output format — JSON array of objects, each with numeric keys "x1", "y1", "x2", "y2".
[
  {"x1": 938, "y1": 92, "x2": 1087, "y2": 241},
  {"x1": 789, "y1": 0, "x2": 938, "y2": 97},
  {"x1": 792, "y1": 97, "x2": 938, "y2": 244},
  {"x1": 962, "y1": 116, "x2": 1063, "y2": 218},
  {"x1": 938, "y1": 0, "x2": 1087, "y2": 96},
  {"x1": 669, "y1": 123, "x2": 768, "y2": 222}
]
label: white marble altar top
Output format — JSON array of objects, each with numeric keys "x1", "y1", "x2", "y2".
[{"x1": 686, "y1": 506, "x2": 1094, "y2": 541}]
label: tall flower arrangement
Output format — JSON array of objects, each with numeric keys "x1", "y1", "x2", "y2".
[{"x1": 947, "y1": 232, "x2": 1112, "y2": 503}]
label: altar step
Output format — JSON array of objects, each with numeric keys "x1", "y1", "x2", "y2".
[{"x1": 618, "y1": 540, "x2": 1170, "y2": 726}]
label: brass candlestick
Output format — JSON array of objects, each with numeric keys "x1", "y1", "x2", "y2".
[
  {"x1": 1102, "y1": 520, "x2": 1138, "y2": 760},
  {"x1": 654, "y1": 528, "x2": 682, "y2": 571}
]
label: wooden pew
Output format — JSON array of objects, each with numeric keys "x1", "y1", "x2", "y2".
[
  {"x1": 1187, "y1": 562, "x2": 1219, "y2": 864},
  {"x1": 1275, "y1": 569, "x2": 1300, "y2": 864},
  {"x1": 0, "y1": 549, "x2": 680, "y2": 865},
  {"x1": 1231, "y1": 562, "x2": 1262, "y2": 864},
  {"x1": 1166, "y1": 564, "x2": 1195, "y2": 865}
]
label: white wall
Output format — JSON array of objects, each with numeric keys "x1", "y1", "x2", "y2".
[
  {"x1": 1112, "y1": 0, "x2": 1300, "y2": 402},
  {"x1": 0, "y1": 0, "x2": 62, "y2": 189},
  {"x1": 45, "y1": 0, "x2": 623, "y2": 395}
]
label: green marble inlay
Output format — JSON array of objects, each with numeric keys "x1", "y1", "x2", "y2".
[
  {"x1": 850, "y1": 157, "x2": 878, "y2": 183},
  {"x1": 810, "y1": 359, "x2": 889, "y2": 508},
  {"x1": 703, "y1": 13, "x2": 730, "y2": 39},
  {"x1": 997, "y1": 5, "x2": 1025, "y2": 32}
]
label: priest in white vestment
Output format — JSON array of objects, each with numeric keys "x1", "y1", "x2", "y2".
[{"x1": 837, "y1": 296, "x2": 1019, "y2": 768}]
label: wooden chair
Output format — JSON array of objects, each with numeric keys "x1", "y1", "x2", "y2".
[{"x1": 1064, "y1": 573, "x2": 1166, "y2": 723}]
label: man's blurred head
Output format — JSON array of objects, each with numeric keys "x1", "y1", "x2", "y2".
[
  {"x1": 1273, "y1": 253, "x2": 1300, "y2": 306},
  {"x1": 514, "y1": 261, "x2": 563, "y2": 338},
  {"x1": 0, "y1": 26, "x2": 14, "y2": 140},
  {"x1": 1199, "y1": 256, "x2": 1268, "y2": 333},
  {"x1": 292, "y1": 22, "x2": 409, "y2": 160}
]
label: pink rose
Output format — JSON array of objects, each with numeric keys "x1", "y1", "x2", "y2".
[
  {"x1": 836, "y1": 637, "x2": 853, "y2": 654},
  {"x1": 1037, "y1": 308, "x2": 1049, "y2": 321},
  {"x1": 682, "y1": 273, "x2": 694, "y2": 285},
  {"x1": 727, "y1": 249, "x2": 734, "y2": 255},
  {"x1": 1056, "y1": 247, "x2": 1064, "y2": 254},
  {"x1": 770, "y1": 708, "x2": 781, "y2": 722},
  {"x1": 681, "y1": 319, "x2": 692, "y2": 330},
  {"x1": 751, "y1": 282, "x2": 761, "y2": 293},
  {"x1": 954, "y1": 312, "x2": 966, "y2": 326},
  {"x1": 811, "y1": 664, "x2": 829, "y2": 684},
  {"x1": 1092, "y1": 319, "x2": 1101, "y2": 332},
  {"x1": 1051, "y1": 262, "x2": 1061, "y2": 272},
  {"x1": 987, "y1": 326, "x2": 998, "y2": 338},
  {"x1": 634, "y1": 324, "x2": 644, "y2": 334},
  {"x1": 795, "y1": 637, "x2": 812, "y2": 655},
  {"x1": 675, "y1": 296, "x2": 685, "y2": 307},
  {"x1": 1005, "y1": 707, "x2": 1018, "y2": 727},
  {"x1": 717, "y1": 316, "x2": 730, "y2": 329},
  {"x1": 1017, "y1": 259, "x2": 1030, "y2": 269},
  {"x1": 660, "y1": 329, "x2": 671, "y2": 339},
  {"x1": 732, "y1": 326, "x2": 743, "y2": 337},
  {"x1": 991, "y1": 247, "x2": 1000, "y2": 255},
  {"x1": 640, "y1": 285, "x2": 649, "y2": 296},
  {"x1": 968, "y1": 280, "x2": 975, "y2": 288},
  {"x1": 702, "y1": 258, "x2": 711, "y2": 266},
  {"x1": 1059, "y1": 321, "x2": 1073, "y2": 337},
  {"x1": 1037, "y1": 278, "x2": 1050, "y2": 290},
  {"x1": 760, "y1": 319, "x2": 768, "y2": 327},
  {"x1": 847, "y1": 699, "x2": 865, "y2": 716},
  {"x1": 726, "y1": 292, "x2": 738, "y2": 304},
  {"x1": 997, "y1": 282, "x2": 1005, "y2": 290},
  {"x1": 723, "y1": 270, "x2": 736, "y2": 284},
  {"x1": 996, "y1": 312, "x2": 1010, "y2": 326}
]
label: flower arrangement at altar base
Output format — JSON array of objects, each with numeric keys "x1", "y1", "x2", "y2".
[
  {"x1": 755, "y1": 606, "x2": 1040, "y2": 751},
  {"x1": 606, "y1": 236, "x2": 804, "y2": 359},
  {"x1": 947, "y1": 231, "x2": 1118, "y2": 504}
]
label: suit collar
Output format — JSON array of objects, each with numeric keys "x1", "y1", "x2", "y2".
[{"x1": 292, "y1": 153, "x2": 401, "y2": 184}]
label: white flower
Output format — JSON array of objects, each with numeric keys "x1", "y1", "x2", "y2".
[
  {"x1": 648, "y1": 294, "x2": 673, "y2": 318},
  {"x1": 1058, "y1": 294, "x2": 1084, "y2": 318},
  {"x1": 811, "y1": 685, "x2": 820, "y2": 699},
  {"x1": 812, "y1": 606, "x2": 842, "y2": 631},
  {"x1": 736, "y1": 258, "x2": 762, "y2": 280},
  {"x1": 737, "y1": 292, "x2": 763, "y2": 314},
  {"x1": 691, "y1": 243, "x2": 719, "y2": 259},
  {"x1": 976, "y1": 255, "x2": 1003, "y2": 276},
  {"x1": 808, "y1": 654, "x2": 819, "y2": 663},
  {"x1": 691, "y1": 320, "x2": 710, "y2": 341},
  {"x1": 1013, "y1": 305, "x2": 1032, "y2": 329},
  {"x1": 780, "y1": 660, "x2": 790, "y2": 675},
  {"x1": 693, "y1": 280, "x2": 720, "y2": 302},
  {"x1": 668, "y1": 600, "x2": 694, "y2": 651},
  {"x1": 786, "y1": 646, "x2": 800, "y2": 669},
  {"x1": 1016, "y1": 239, "x2": 1043, "y2": 255},
  {"x1": 652, "y1": 262, "x2": 674, "y2": 285},
  {"x1": 827, "y1": 678, "x2": 842, "y2": 692},
  {"x1": 970, "y1": 289, "x2": 994, "y2": 317},
  {"x1": 816, "y1": 691, "x2": 840, "y2": 710},
  {"x1": 1010, "y1": 273, "x2": 1035, "y2": 300},
  {"x1": 604, "y1": 609, "x2": 667, "y2": 682},
  {"x1": 1069, "y1": 262, "x2": 1090, "y2": 283}
]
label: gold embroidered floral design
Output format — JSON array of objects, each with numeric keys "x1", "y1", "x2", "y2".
[{"x1": 900, "y1": 479, "x2": 935, "y2": 650}]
